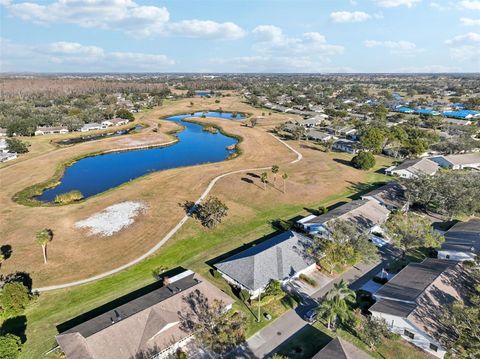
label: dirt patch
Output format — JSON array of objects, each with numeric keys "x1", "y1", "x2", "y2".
[{"x1": 75, "y1": 201, "x2": 147, "y2": 236}]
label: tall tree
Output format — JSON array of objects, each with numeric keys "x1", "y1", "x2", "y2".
[
  {"x1": 179, "y1": 289, "x2": 245, "y2": 355},
  {"x1": 383, "y1": 213, "x2": 443, "y2": 258},
  {"x1": 192, "y1": 197, "x2": 229, "y2": 229},
  {"x1": 317, "y1": 283, "x2": 356, "y2": 330},
  {"x1": 0, "y1": 334, "x2": 22, "y2": 359},
  {"x1": 281, "y1": 172, "x2": 289, "y2": 194},
  {"x1": 260, "y1": 172, "x2": 268, "y2": 190},
  {"x1": 271, "y1": 165, "x2": 279, "y2": 185},
  {"x1": 35, "y1": 228, "x2": 53, "y2": 264}
]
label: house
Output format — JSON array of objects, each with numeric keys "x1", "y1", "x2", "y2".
[
  {"x1": 361, "y1": 182, "x2": 408, "y2": 212},
  {"x1": 332, "y1": 139, "x2": 360, "y2": 154},
  {"x1": 312, "y1": 337, "x2": 372, "y2": 359},
  {"x1": 442, "y1": 110, "x2": 480, "y2": 120},
  {"x1": 0, "y1": 138, "x2": 8, "y2": 153},
  {"x1": 385, "y1": 158, "x2": 439, "y2": 179},
  {"x1": 370, "y1": 258, "x2": 473, "y2": 358},
  {"x1": 442, "y1": 117, "x2": 472, "y2": 126},
  {"x1": 306, "y1": 129, "x2": 337, "y2": 142},
  {"x1": 80, "y1": 123, "x2": 104, "y2": 132},
  {"x1": 437, "y1": 219, "x2": 480, "y2": 261},
  {"x1": 414, "y1": 109, "x2": 441, "y2": 116},
  {"x1": 297, "y1": 199, "x2": 390, "y2": 236},
  {"x1": 0, "y1": 152, "x2": 17, "y2": 162},
  {"x1": 56, "y1": 270, "x2": 234, "y2": 359},
  {"x1": 215, "y1": 231, "x2": 316, "y2": 298},
  {"x1": 395, "y1": 107, "x2": 414, "y2": 114},
  {"x1": 429, "y1": 153, "x2": 480, "y2": 170},
  {"x1": 35, "y1": 126, "x2": 69, "y2": 136},
  {"x1": 101, "y1": 118, "x2": 130, "y2": 127}
]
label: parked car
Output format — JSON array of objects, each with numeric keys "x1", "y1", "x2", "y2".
[{"x1": 303, "y1": 308, "x2": 317, "y2": 322}]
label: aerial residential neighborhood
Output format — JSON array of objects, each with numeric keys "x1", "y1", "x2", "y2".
[{"x1": 0, "y1": 1, "x2": 479, "y2": 359}]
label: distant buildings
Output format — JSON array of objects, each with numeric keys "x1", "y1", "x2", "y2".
[
  {"x1": 34, "y1": 126, "x2": 69, "y2": 136},
  {"x1": 80, "y1": 123, "x2": 104, "y2": 132},
  {"x1": 56, "y1": 270, "x2": 234, "y2": 359},
  {"x1": 370, "y1": 258, "x2": 473, "y2": 358},
  {"x1": 101, "y1": 118, "x2": 130, "y2": 127}
]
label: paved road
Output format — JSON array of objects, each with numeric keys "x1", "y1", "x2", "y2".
[
  {"x1": 34, "y1": 134, "x2": 303, "y2": 292},
  {"x1": 230, "y1": 244, "x2": 399, "y2": 358}
]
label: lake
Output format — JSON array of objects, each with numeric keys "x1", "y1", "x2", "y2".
[{"x1": 37, "y1": 112, "x2": 243, "y2": 202}]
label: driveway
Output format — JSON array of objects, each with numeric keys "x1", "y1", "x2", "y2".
[{"x1": 229, "y1": 244, "x2": 399, "y2": 358}]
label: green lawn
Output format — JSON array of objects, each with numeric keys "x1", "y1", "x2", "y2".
[
  {"x1": 10, "y1": 167, "x2": 391, "y2": 358},
  {"x1": 274, "y1": 321, "x2": 432, "y2": 359}
]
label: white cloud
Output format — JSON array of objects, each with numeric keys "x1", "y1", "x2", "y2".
[
  {"x1": 1, "y1": 0, "x2": 245, "y2": 40},
  {"x1": 375, "y1": 0, "x2": 421, "y2": 8},
  {"x1": 167, "y1": 20, "x2": 245, "y2": 39},
  {"x1": 0, "y1": 38, "x2": 174, "y2": 72},
  {"x1": 330, "y1": 11, "x2": 372, "y2": 23},
  {"x1": 208, "y1": 25, "x2": 344, "y2": 72},
  {"x1": 445, "y1": 32, "x2": 480, "y2": 44},
  {"x1": 364, "y1": 39, "x2": 420, "y2": 55},
  {"x1": 460, "y1": 1, "x2": 480, "y2": 10},
  {"x1": 445, "y1": 32, "x2": 480, "y2": 62},
  {"x1": 252, "y1": 25, "x2": 344, "y2": 56},
  {"x1": 460, "y1": 18, "x2": 480, "y2": 26}
]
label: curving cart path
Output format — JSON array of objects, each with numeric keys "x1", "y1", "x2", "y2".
[{"x1": 34, "y1": 134, "x2": 302, "y2": 292}]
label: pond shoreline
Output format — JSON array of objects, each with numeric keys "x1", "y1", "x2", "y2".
[{"x1": 12, "y1": 111, "x2": 244, "y2": 207}]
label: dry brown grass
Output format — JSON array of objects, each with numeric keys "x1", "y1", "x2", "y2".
[{"x1": 0, "y1": 95, "x2": 389, "y2": 286}]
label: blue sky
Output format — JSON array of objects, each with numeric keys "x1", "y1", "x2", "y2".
[{"x1": 1, "y1": 0, "x2": 479, "y2": 73}]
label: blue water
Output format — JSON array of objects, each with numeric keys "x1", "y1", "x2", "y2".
[{"x1": 37, "y1": 112, "x2": 242, "y2": 202}]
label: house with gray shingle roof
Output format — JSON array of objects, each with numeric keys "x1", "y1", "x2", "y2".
[
  {"x1": 214, "y1": 231, "x2": 316, "y2": 298},
  {"x1": 297, "y1": 199, "x2": 390, "y2": 236},
  {"x1": 429, "y1": 153, "x2": 480, "y2": 171},
  {"x1": 385, "y1": 157, "x2": 439, "y2": 179},
  {"x1": 312, "y1": 337, "x2": 373, "y2": 359},
  {"x1": 370, "y1": 258, "x2": 474, "y2": 358},
  {"x1": 437, "y1": 219, "x2": 480, "y2": 262}
]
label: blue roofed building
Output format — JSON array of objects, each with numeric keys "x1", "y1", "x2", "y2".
[
  {"x1": 395, "y1": 107, "x2": 414, "y2": 114},
  {"x1": 442, "y1": 110, "x2": 480, "y2": 119}
]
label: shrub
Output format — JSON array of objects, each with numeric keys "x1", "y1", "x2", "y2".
[
  {"x1": 54, "y1": 190, "x2": 84, "y2": 204},
  {"x1": 351, "y1": 151, "x2": 376, "y2": 170},
  {"x1": 211, "y1": 269, "x2": 222, "y2": 279},
  {"x1": 239, "y1": 289, "x2": 250, "y2": 303},
  {"x1": 0, "y1": 334, "x2": 22, "y2": 359},
  {"x1": 0, "y1": 282, "x2": 30, "y2": 317},
  {"x1": 299, "y1": 274, "x2": 317, "y2": 287},
  {"x1": 6, "y1": 139, "x2": 29, "y2": 154},
  {"x1": 317, "y1": 206, "x2": 328, "y2": 215}
]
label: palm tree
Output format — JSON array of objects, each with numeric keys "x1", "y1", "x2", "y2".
[
  {"x1": 260, "y1": 172, "x2": 268, "y2": 190},
  {"x1": 317, "y1": 299, "x2": 337, "y2": 330},
  {"x1": 317, "y1": 280, "x2": 356, "y2": 330},
  {"x1": 326, "y1": 280, "x2": 356, "y2": 302},
  {"x1": 36, "y1": 228, "x2": 53, "y2": 264},
  {"x1": 281, "y1": 172, "x2": 288, "y2": 193},
  {"x1": 271, "y1": 165, "x2": 279, "y2": 185}
]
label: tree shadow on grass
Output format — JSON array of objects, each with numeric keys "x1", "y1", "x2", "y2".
[{"x1": 0, "y1": 315, "x2": 27, "y2": 343}]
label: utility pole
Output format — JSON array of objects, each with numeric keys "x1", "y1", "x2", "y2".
[{"x1": 257, "y1": 291, "x2": 261, "y2": 323}]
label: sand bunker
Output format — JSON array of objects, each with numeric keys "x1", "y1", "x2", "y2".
[{"x1": 75, "y1": 201, "x2": 147, "y2": 236}]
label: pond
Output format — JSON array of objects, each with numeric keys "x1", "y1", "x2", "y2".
[{"x1": 36, "y1": 112, "x2": 243, "y2": 202}]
